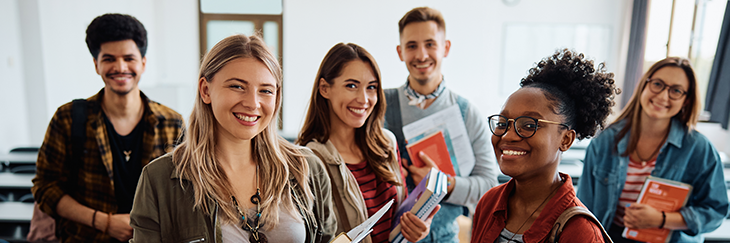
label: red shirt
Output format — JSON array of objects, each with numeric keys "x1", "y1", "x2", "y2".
[
  {"x1": 347, "y1": 160, "x2": 399, "y2": 243},
  {"x1": 471, "y1": 173, "x2": 606, "y2": 243}
]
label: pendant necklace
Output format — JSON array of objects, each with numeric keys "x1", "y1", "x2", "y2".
[
  {"x1": 123, "y1": 150, "x2": 131, "y2": 162},
  {"x1": 636, "y1": 135, "x2": 666, "y2": 166},
  {"x1": 635, "y1": 146, "x2": 660, "y2": 166},
  {"x1": 232, "y1": 164, "x2": 267, "y2": 243},
  {"x1": 508, "y1": 179, "x2": 563, "y2": 242}
]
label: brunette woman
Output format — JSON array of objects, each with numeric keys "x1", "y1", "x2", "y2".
[
  {"x1": 297, "y1": 43, "x2": 438, "y2": 243},
  {"x1": 577, "y1": 57, "x2": 729, "y2": 242}
]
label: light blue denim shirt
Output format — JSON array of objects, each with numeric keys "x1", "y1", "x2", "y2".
[{"x1": 577, "y1": 119, "x2": 729, "y2": 242}]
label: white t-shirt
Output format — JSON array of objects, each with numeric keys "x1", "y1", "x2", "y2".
[{"x1": 220, "y1": 207, "x2": 306, "y2": 243}]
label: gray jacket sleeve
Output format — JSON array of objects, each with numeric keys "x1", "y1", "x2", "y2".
[{"x1": 443, "y1": 102, "x2": 499, "y2": 211}]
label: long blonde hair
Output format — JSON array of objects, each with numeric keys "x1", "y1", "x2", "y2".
[
  {"x1": 173, "y1": 34, "x2": 312, "y2": 227},
  {"x1": 612, "y1": 57, "x2": 700, "y2": 156},
  {"x1": 296, "y1": 43, "x2": 400, "y2": 186}
]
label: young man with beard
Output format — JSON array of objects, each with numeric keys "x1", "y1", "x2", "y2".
[
  {"x1": 31, "y1": 13, "x2": 183, "y2": 242},
  {"x1": 384, "y1": 7, "x2": 499, "y2": 243}
]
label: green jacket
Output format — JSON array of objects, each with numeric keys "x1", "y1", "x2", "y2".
[{"x1": 129, "y1": 149, "x2": 336, "y2": 243}]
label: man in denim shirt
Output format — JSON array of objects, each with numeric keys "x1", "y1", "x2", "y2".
[{"x1": 384, "y1": 7, "x2": 499, "y2": 242}]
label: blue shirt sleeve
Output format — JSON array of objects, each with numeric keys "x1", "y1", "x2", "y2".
[
  {"x1": 577, "y1": 137, "x2": 599, "y2": 212},
  {"x1": 677, "y1": 135, "x2": 728, "y2": 236}
]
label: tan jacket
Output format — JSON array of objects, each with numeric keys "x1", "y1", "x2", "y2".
[
  {"x1": 129, "y1": 148, "x2": 336, "y2": 243},
  {"x1": 305, "y1": 129, "x2": 405, "y2": 243}
]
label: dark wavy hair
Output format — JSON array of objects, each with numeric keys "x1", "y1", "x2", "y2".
[
  {"x1": 85, "y1": 13, "x2": 147, "y2": 59},
  {"x1": 520, "y1": 49, "x2": 620, "y2": 140},
  {"x1": 296, "y1": 43, "x2": 400, "y2": 186}
]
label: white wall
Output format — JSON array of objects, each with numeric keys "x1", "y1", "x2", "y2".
[
  {"x1": 0, "y1": 0, "x2": 199, "y2": 152},
  {"x1": 280, "y1": 0, "x2": 633, "y2": 139},
  {"x1": 0, "y1": 0, "x2": 30, "y2": 153},
  {"x1": 4, "y1": 0, "x2": 730, "y2": 156}
]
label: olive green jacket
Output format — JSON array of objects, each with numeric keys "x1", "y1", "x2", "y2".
[{"x1": 129, "y1": 149, "x2": 336, "y2": 243}]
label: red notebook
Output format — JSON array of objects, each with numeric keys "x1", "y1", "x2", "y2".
[
  {"x1": 622, "y1": 176, "x2": 692, "y2": 243},
  {"x1": 405, "y1": 131, "x2": 456, "y2": 177}
]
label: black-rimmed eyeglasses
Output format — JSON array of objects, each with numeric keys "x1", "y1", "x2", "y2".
[
  {"x1": 487, "y1": 115, "x2": 569, "y2": 138},
  {"x1": 645, "y1": 78, "x2": 687, "y2": 100}
]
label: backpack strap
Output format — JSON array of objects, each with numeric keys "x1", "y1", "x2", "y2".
[
  {"x1": 384, "y1": 89, "x2": 409, "y2": 164},
  {"x1": 549, "y1": 206, "x2": 613, "y2": 243},
  {"x1": 455, "y1": 95, "x2": 469, "y2": 122},
  {"x1": 67, "y1": 99, "x2": 88, "y2": 194}
]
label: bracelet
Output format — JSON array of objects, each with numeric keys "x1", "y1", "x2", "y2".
[
  {"x1": 446, "y1": 175, "x2": 453, "y2": 188},
  {"x1": 659, "y1": 211, "x2": 666, "y2": 229},
  {"x1": 104, "y1": 212, "x2": 112, "y2": 234},
  {"x1": 91, "y1": 210, "x2": 97, "y2": 230}
]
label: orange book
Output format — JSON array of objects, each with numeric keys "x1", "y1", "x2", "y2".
[
  {"x1": 405, "y1": 131, "x2": 456, "y2": 177},
  {"x1": 622, "y1": 176, "x2": 692, "y2": 243}
]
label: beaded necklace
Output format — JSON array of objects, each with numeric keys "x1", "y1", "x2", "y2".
[{"x1": 232, "y1": 164, "x2": 267, "y2": 243}]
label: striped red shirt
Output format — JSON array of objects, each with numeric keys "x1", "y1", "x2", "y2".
[
  {"x1": 613, "y1": 157, "x2": 656, "y2": 227},
  {"x1": 347, "y1": 160, "x2": 399, "y2": 243}
]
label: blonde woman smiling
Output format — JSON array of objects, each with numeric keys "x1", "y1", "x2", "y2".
[{"x1": 130, "y1": 34, "x2": 336, "y2": 243}]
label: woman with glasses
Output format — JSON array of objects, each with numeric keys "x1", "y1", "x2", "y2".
[
  {"x1": 472, "y1": 49, "x2": 617, "y2": 242},
  {"x1": 577, "y1": 57, "x2": 728, "y2": 242}
]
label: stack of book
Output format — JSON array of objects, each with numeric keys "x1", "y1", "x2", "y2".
[
  {"x1": 622, "y1": 176, "x2": 692, "y2": 243},
  {"x1": 389, "y1": 168, "x2": 448, "y2": 243}
]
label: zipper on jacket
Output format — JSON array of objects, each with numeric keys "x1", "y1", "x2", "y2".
[
  {"x1": 291, "y1": 183, "x2": 317, "y2": 243},
  {"x1": 188, "y1": 238, "x2": 205, "y2": 243},
  {"x1": 214, "y1": 202, "x2": 219, "y2": 243}
]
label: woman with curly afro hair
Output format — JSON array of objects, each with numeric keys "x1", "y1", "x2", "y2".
[
  {"x1": 577, "y1": 57, "x2": 728, "y2": 242},
  {"x1": 472, "y1": 49, "x2": 617, "y2": 242}
]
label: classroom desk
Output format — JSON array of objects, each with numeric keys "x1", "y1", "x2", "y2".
[
  {"x1": 0, "y1": 172, "x2": 34, "y2": 189},
  {"x1": 0, "y1": 152, "x2": 37, "y2": 165},
  {"x1": 0, "y1": 202, "x2": 33, "y2": 223}
]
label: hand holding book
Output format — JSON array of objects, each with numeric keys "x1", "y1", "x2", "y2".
[
  {"x1": 621, "y1": 176, "x2": 692, "y2": 242},
  {"x1": 403, "y1": 151, "x2": 455, "y2": 194},
  {"x1": 623, "y1": 203, "x2": 666, "y2": 229},
  {"x1": 397, "y1": 204, "x2": 440, "y2": 242},
  {"x1": 402, "y1": 151, "x2": 440, "y2": 187},
  {"x1": 390, "y1": 168, "x2": 448, "y2": 243}
]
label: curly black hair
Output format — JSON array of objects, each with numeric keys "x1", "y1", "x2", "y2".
[
  {"x1": 85, "y1": 13, "x2": 147, "y2": 59},
  {"x1": 520, "y1": 49, "x2": 620, "y2": 140}
]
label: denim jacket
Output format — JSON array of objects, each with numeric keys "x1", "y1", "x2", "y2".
[{"x1": 577, "y1": 119, "x2": 729, "y2": 242}]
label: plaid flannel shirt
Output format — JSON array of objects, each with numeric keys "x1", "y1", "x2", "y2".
[{"x1": 31, "y1": 89, "x2": 183, "y2": 242}]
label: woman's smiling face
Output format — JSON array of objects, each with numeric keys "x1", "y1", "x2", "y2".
[
  {"x1": 640, "y1": 66, "x2": 689, "y2": 121},
  {"x1": 320, "y1": 60, "x2": 379, "y2": 130},
  {"x1": 492, "y1": 87, "x2": 573, "y2": 180},
  {"x1": 200, "y1": 57, "x2": 278, "y2": 143}
]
